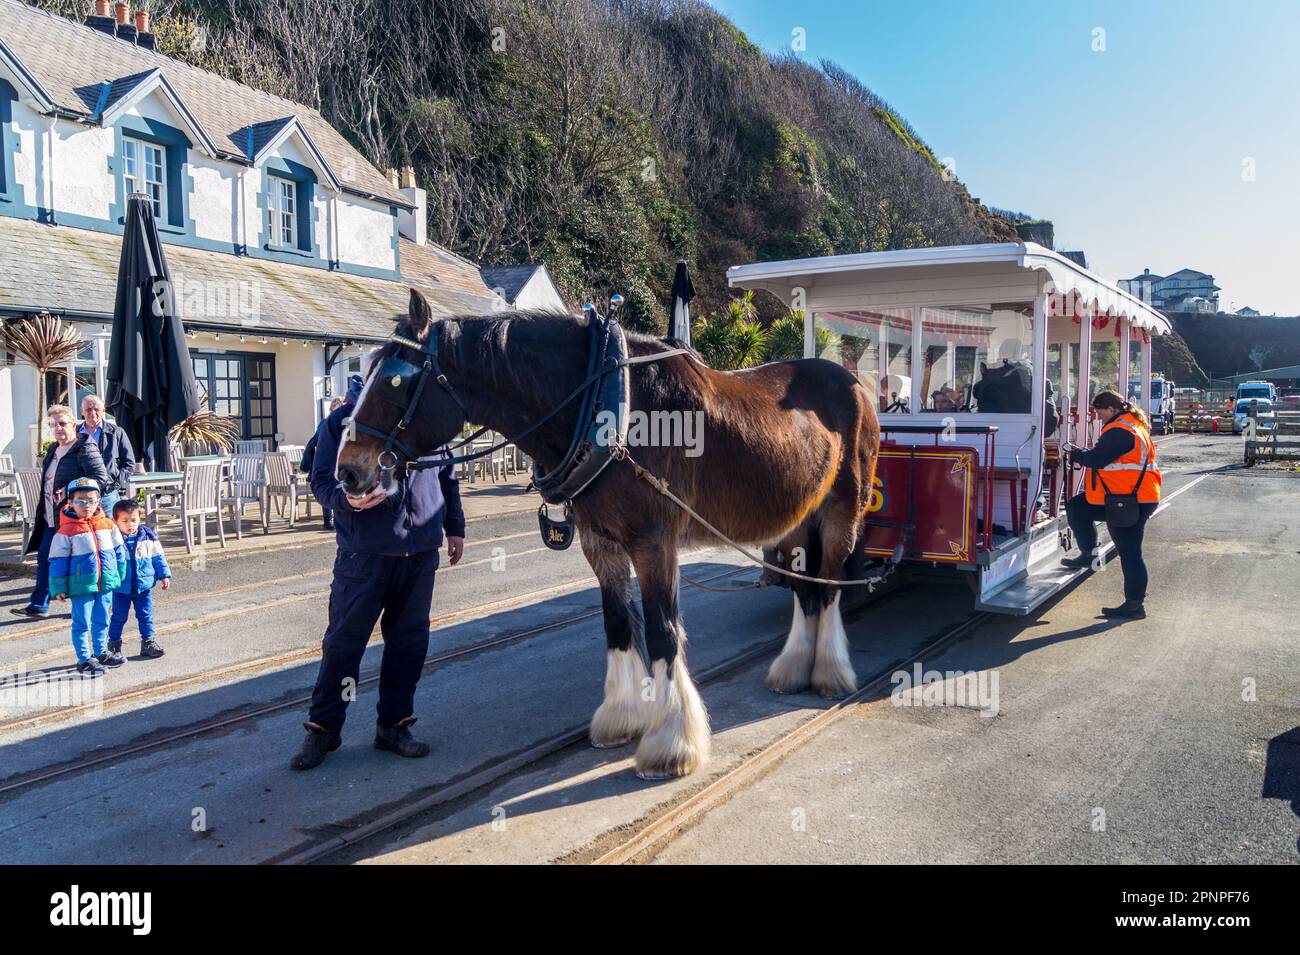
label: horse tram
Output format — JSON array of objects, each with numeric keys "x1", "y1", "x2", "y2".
[
  {"x1": 727, "y1": 242, "x2": 1173, "y2": 615},
  {"x1": 341, "y1": 240, "x2": 1171, "y2": 780}
]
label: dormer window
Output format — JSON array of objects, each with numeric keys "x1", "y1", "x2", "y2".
[
  {"x1": 123, "y1": 136, "x2": 167, "y2": 221},
  {"x1": 267, "y1": 175, "x2": 298, "y2": 249}
]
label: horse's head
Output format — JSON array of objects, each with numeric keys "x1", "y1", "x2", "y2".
[{"x1": 336, "y1": 289, "x2": 467, "y2": 497}]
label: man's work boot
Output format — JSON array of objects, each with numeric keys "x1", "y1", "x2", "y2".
[
  {"x1": 1102, "y1": 600, "x2": 1146, "y2": 620},
  {"x1": 290, "y1": 721, "x2": 342, "y2": 770},
  {"x1": 1060, "y1": 554, "x2": 1093, "y2": 570},
  {"x1": 374, "y1": 716, "x2": 431, "y2": 758}
]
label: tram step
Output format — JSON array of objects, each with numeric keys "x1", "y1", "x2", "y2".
[{"x1": 977, "y1": 538, "x2": 1115, "y2": 616}]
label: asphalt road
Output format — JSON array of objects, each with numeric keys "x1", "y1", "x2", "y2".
[
  {"x1": 365, "y1": 433, "x2": 1300, "y2": 864},
  {"x1": 648, "y1": 438, "x2": 1300, "y2": 864},
  {"x1": 2, "y1": 433, "x2": 1294, "y2": 864}
]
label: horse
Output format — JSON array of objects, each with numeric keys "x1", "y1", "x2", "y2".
[{"x1": 336, "y1": 289, "x2": 880, "y2": 779}]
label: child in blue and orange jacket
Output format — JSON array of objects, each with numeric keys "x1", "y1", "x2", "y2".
[
  {"x1": 108, "y1": 499, "x2": 172, "y2": 662},
  {"x1": 48, "y1": 477, "x2": 128, "y2": 677}
]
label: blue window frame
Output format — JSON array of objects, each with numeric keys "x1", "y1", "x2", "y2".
[
  {"x1": 111, "y1": 115, "x2": 194, "y2": 233},
  {"x1": 0, "y1": 79, "x2": 17, "y2": 202},
  {"x1": 256, "y1": 157, "x2": 319, "y2": 262}
]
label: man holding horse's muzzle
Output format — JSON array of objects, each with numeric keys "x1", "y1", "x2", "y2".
[{"x1": 290, "y1": 374, "x2": 466, "y2": 771}]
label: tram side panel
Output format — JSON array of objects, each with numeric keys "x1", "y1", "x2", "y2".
[{"x1": 861, "y1": 443, "x2": 979, "y2": 566}]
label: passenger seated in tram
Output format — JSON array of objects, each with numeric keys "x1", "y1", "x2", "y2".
[
  {"x1": 972, "y1": 339, "x2": 1032, "y2": 414},
  {"x1": 929, "y1": 386, "x2": 963, "y2": 412}
]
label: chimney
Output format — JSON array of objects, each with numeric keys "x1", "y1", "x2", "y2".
[
  {"x1": 115, "y1": 3, "x2": 137, "y2": 44},
  {"x1": 87, "y1": 0, "x2": 117, "y2": 36},
  {"x1": 135, "y1": 9, "x2": 156, "y2": 50},
  {"x1": 396, "y1": 166, "x2": 427, "y2": 246}
]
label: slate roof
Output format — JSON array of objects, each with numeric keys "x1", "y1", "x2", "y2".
[
  {"x1": 480, "y1": 264, "x2": 543, "y2": 304},
  {"x1": 0, "y1": 0, "x2": 406, "y2": 206},
  {"x1": 239, "y1": 117, "x2": 295, "y2": 159},
  {"x1": 0, "y1": 217, "x2": 504, "y2": 342}
]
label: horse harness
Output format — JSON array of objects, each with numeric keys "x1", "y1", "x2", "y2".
[{"x1": 354, "y1": 303, "x2": 689, "y2": 550}]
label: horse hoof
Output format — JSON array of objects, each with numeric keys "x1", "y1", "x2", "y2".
[
  {"x1": 591, "y1": 736, "x2": 631, "y2": 749},
  {"x1": 635, "y1": 768, "x2": 680, "y2": 781},
  {"x1": 766, "y1": 675, "x2": 811, "y2": 695}
]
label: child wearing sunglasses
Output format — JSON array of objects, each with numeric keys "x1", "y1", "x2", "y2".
[{"x1": 48, "y1": 477, "x2": 128, "y2": 677}]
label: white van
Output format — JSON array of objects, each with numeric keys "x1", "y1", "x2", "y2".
[{"x1": 1236, "y1": 380, "x2": 1277, "y2": 403}]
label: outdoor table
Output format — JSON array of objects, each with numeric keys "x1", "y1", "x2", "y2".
[{"x1": 129, "y1": 471, "x2": 184, "y2": 526}]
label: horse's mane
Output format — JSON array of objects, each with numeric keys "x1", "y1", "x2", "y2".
[{"x1": 392, "y1": 309, "x2": 697, "y2": 416}]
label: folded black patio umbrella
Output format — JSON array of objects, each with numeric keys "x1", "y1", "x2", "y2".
[
  {"x1": 106, "y1": 195, "x2": 201, "y2": 471},
  {"x1": 669, "y1": 259, "x2": 695, "y2": 346}
]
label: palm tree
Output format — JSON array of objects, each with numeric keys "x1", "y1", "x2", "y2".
[
  {"x1": 2, "y1": 313, "x2": 84, "y2": 449},
  {"x1": 764, "y1": 312, "x2": 805, "y2": 360},
  {"x1": 169, "y1": 401, "x2": 242, "y2": 456}
]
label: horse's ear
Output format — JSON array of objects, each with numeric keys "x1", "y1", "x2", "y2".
[{"x1": 408, "y1": 288, "x2": 434, "y2": 342}]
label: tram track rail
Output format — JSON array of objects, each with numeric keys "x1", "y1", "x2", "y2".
[
  {"x1": 0, "y1": 562, "x2": 748, "y2": 798},
  {"x1": 0, "y1": 529, "x2": 542, "y2": 648},
  {"x1": 592, "y1": 611, "x2": 992, "y2": 865},
  {"x1": 272, "y1": 580, "x2": 931, "y2": 866}
]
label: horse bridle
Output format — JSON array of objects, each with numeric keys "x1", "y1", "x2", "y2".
[
  {"x1": 350, "y1": 307, "x2": 692, "y2": 482},
  {"x1": 350, "y1": 331, "x2": 471, "y2": 478}
]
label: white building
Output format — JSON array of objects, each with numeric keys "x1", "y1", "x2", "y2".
[
  {"x1": 0, "y1": 0, "x2": 504, "y2": 466},
  {"x1": 480, "y1": 263, "x2": 568, "y2": 313}
]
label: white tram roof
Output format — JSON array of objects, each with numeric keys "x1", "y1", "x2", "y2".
[{"x1": 727, "y1": 242, "x2": 1172, "y2": 336}]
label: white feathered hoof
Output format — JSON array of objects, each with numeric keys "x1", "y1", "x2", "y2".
[
  {"x1": 766, "y1": 595, "x2": 817, "y2": 694},
  {"x1": 811, "y1": 593, "x2": 857, "y2": 698},
  {"x1": 590, "y1": 648, "x2": 652, "y2": 748},
  {"x1": 634, "y1": 659, "x2": 711, "y2": 779}
]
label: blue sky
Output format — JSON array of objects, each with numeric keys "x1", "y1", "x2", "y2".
[{"x1": 708, "y1": 0, "x2": 1300, "y2": 314}]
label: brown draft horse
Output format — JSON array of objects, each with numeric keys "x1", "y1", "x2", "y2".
[{"x1": 337, "y1": 290, "x2": 880, "y2": 779}]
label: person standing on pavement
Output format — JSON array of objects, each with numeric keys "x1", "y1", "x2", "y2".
[
  {"x1": 1060, "y1": 389, "x2": 1162, "y2": 620},
  {"x1": 291, "y1": 374, "x2": 466, "y2": 770},
  {"x1": 301, "y1": 390, "x2": 352, "y2": 533},
  {"x1": 12, "y1": 405, "x2": 109, "y2": 620},
  {"x1": 78, "y1": 394, "x2": 135, "y2": 515}
]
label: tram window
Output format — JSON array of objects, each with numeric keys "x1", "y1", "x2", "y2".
[
  {"x1": 813, "y1": 308, "x2": 913, "y2": 413},
  {"x1": 918, "y1": 304, "x2": 1034, "y2": 413},
  {"x1": 1128, "y1": 338, "x2": 1143, "y2": 396},
  {"x1": 1090, "y1": 339, "x2": 1121, "y2": 400}
]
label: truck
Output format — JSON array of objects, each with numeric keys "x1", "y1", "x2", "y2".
[{"x1": 1128, "y1": 374, "x2": 1177, "y2": 434}]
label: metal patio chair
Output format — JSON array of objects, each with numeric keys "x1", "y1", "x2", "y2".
[
  {"x1": 222, "y1": 453, "x2": 268, "y2": 538},
  {"x1": 264, "y1": 451, "x2": 314, "y2": 527},
  {"x1": 152, "y1": 459, "x2": 226, "y2": 554}
]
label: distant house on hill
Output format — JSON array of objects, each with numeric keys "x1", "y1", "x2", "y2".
[
  {"x1": 480, "y1": 263, "x2": 567, "y2": 313},
  {"x1": 1234, "y1": 306, "x2": 1262, "y2": 317},
  {"x1": 1119, "y1": 267, "x2": 1220, "y2": 313},
  {"x1": 0, "y1": 0, "x2": 505, "y2": 466}
]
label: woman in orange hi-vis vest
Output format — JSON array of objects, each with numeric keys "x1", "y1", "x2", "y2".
[{"x1": 1059, "y1": 389, "x2": 1162, "y2": 620}]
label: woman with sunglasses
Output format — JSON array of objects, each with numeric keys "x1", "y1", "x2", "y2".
[{"x1": 11, "y1": 405, "x2": 109, "y2": 620}]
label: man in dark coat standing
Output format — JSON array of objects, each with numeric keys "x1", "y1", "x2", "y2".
[
  {"x1": 78, "y1": 394, "x2": 136, "y2": 513},
  {"x1": 291, "y1": 375, "x2": 466, "y2": 769}
]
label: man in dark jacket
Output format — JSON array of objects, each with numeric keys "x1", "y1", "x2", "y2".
[
  {"x1": 13, "y1": 405, "x2": 109, "y2": 618},
  {"x1": 291, "y1": 381, "x2": 465, "y2": 769},
  {"x1": 78, "y1": 394, "x2": 135, "y2": 513}
]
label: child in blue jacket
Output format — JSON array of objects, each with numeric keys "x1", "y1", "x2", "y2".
[{"x1": 107, "y1": 499, "x2": 172, "y2": 662}]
